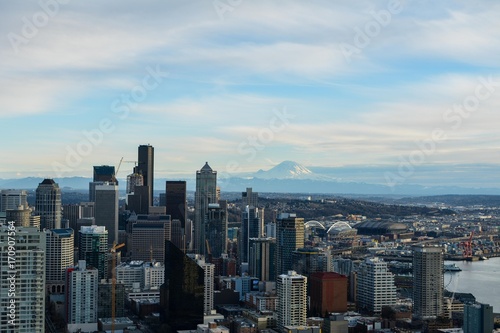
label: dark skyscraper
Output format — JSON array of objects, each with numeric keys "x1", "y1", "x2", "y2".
[
  {"x1": 161, "y1": 241, "x2": 205, "y2": 331},
  {"x1": 93, "y1": 182, "x2": 119, "y2": 245},
  {"x1": 137, "y1": 144, "x2": 154, "y2": 207},
  {"x1": 239, "y1": 206, "x2": 262, "y2": 267},
  {"x1": 194, "y1": 162, "x2": 217, "y2": 254},
  {"x1": 130, "y1": 214, "x2": 171, "y2": 264},
  {"x1": 276, "y1": 213, "x2": 304, "y2": 277},
  {"x1": 249, "y1": 237, "x2": 276, "y2": 282},
  {"x1": 291, "y1": 247, "x2": 330, "y2": 277},
  {"x1": 90, "y1": 165, "x2": 117, "y2": 202},
  {"x1": 93, "y1": 165, "x2": 115, "y2": 182},
  {"x1": 127, "y1": 185, "x2": 150, "y2": 215},
  {"x1": 205, "y1": 201, "x2": 227, "y2": 258},
  {"x1": 463, "y1": 303, "x2": 494, "y2": 333},
  {"x1": 35, "y1": 178, "x2": 62, "y2": 230},
  {"x1": 242, "y1": 187, "x2": 258, "y2": 209},
  {"x1": 166, "y1": 181, "x2": 187, "y2": 229},
  {"x1": 78, "y1": 226, "x2": 108, "y2": 280}
]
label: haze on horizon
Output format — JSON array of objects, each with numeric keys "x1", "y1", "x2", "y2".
[{"x1": 1, "y1": 1, "x2": 499, "y2": 190}]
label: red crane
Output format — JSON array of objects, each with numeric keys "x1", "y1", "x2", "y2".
[{"x1": 462, "y1": 231, "x2": 474, "y2": 259}]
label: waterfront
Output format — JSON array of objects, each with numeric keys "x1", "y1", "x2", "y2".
[{"x1": 445, "y1": 257, "x2": 500, "y2": 311}]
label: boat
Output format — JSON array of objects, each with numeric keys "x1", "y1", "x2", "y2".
[{"x1": 444, "y1": 263, "x2": 462, "y2": 272}]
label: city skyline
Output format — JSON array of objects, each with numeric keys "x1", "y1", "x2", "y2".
[{"x1": 1, "y1": 1, "x2": 500, "y2": 190}]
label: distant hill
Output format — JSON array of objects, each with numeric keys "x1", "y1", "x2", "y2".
[
  {"x1": 396, "y1": 195, "x2": 500, "y2": 207},
  {"x1": 227, "y1": 197, "x2": 457, "y2": 221},
  {"x1": 2, "y1": 160, "x2": 500, "y2": 196},
  {"x1": 0, "y1": 177, "x2": 93, "y2": 190}
]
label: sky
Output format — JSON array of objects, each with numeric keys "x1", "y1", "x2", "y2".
[{"x1": 1, "y1": 0, "x2": 499, "y2": 188}]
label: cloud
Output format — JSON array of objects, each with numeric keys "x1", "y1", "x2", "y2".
[{"x1": 1, "y1": 0, "x2": 500, "y2": 184}]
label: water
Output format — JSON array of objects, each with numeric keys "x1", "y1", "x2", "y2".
[{"x1": 444, "y1": 257, "x2": 500, "y2": 311}]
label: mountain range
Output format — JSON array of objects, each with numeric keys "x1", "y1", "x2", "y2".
[{"x1": 1, "y1": 161, "x2": 500, "y2": 196}]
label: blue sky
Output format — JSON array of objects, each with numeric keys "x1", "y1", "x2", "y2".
[{"x1": 1, "y1": 0, "x2": 499, "y2": 187}]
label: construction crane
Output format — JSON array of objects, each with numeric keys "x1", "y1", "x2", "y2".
[
  {"x1": 205, "y1": 239, "x2": 211, "y2": 256},
  {"x1": 112, "y1": 157, "x2": 124, "y2": 183},
  {"x1": 205, "y1": 239, "x2": 213, "y2": 262},
  {"x1": 123, "y1": 160, "x2": 138, "y2": 167},
  {"x1": 110, "y1": 242, "x2": 125, "y2": 333},
  {"x1": 462, "y1": 231, "x2": 474, "y2": 260},
  {"x1": 114, "y1": 158, "x2": 138, "y2": 181}
]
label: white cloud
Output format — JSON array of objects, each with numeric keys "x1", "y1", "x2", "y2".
[{"x1": 1, "y1": 0, "x2": 500, "y2": 182}]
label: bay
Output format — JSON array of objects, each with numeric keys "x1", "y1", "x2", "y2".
[{"x1": 444, "y1": 257, "x2": 500, "y2": 311}]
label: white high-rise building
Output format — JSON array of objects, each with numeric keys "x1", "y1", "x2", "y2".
[
  {"x1": 277, "y1": 270, "x2": 307, "y2": 331},
  {"x1": 66, "y1": 260, "x2": 98, "y2": 333},
  {"x1": 143, "y1": 261, "x2": 165, "y2": 290},
  {"x1": 0, "y1": 226, "x2": 45, "y2": 332},
  {"x1": 45, "y1": 228, "x2": 74, "y2": 294},
  {"x1": 189, "y1": 254, "x2": 215, "y2": 315},
  {"x1": 357, "y1": 257, "x2": 396, "y2": 313},
  {"x1": 116, "y1": 261, "x2": 164, "y2": 291}
]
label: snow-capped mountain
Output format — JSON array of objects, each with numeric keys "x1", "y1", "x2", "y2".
[{"x1": 253, "y1": 161, "x2": 329, "y2": 180}]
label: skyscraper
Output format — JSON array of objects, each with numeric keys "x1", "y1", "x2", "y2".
[
  {"x1": 62, "y1": 202, "x2": 94, "y2": 232},
  {"x1": 291, "y1": 247, "x2": 330, "y2": 277},
  {"x1": 166, "y1": 180, "x2": 187, "y2": 250},
  {"x1": 78, "y1": 226, "x2": 108, "y2": 280},
  {"x1": 412, "y1": 245, "x2": 444, "y2": 320},
  {"x1": 161, "y1": 241, "x2": 205, "y2": 331},
  {"x1": 194, "y1": 162, "x2": 217, "y2": 254},
  {"x1": 242, "y1": 187, "x2": 258, "y2": 209},
  {"x1": 356, "y1": 257, "x2": 396, "y2": 314},
  {"x1": 127, "y1": 168, "x2": 144, "y2": 194},
  {"x1": 276, "y1": 213, "x2": 304, "y2": 277},
  {"x1": 66, "y1": 260, "x2": 98, "y2": 333},
  {"x1": 130, "y1": 215, "x2": 172, "y2": 264},
  {"x1": 463, "y1": 303, "x2": 494, "y2": 333},
  {"x1": 98, "y1": 280, "x2": 125, "y2": 319},
  {"x1": 6, "y1": 205, "x2": 32, "y2": 227},
  {"x1": 35, "y1": 178, "x2": 62, "y2": 229},
  {"x1": 249, "y1": 237, "x2": 276, "y2": 282},
  {"x1": 240, "y1": 206, "x2": 263, "y2": 267},
  {"x1": 137, "y1": 144, "x2": 154, "y2": 206},
  {"x1": 205, "y1": 201, "x2": 228, "y2": 258},
  {"x1": 127, "y1": 185, "x2": 150, "y2": 215},
  {"x1": 93, "y1": 165, "x2": 116, "y2": 182},
  {"x1": 0, "y1": 189, "x2": 28, "y2": 213},
  {"x1": 188, "y1": 254, "x2": 215, "y2": 316},
  {"x1": 170, "y1": 219, "x2": 184, "y2": 250},
  {"x1": 0, "y1": 226, "x2": 46, "y2": 332},
  {"x1": 45, "y1": 228, "x2": 74, "y2": 294},
  {"x1": 93, "y1": 182, "x2": 119, "y2": 245},
  {"x1": 166, "y1": 180, "x2": 187, "y2": 228},
  {"x1": 309, "y1": 272, "x2": 348, "y2": 316},
  {"x1": 276, "y1": 271, "x2": 307, "y2": 331}
]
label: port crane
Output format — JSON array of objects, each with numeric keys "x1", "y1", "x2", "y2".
[{"x1": 462, "y1": 231, "x2": 474, "y2": 259}]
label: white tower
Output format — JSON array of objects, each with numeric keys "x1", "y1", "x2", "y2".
[
  {"x1": 66, "y1": 260, "x2": 98, "y2": 333},
  {"x1": 0, "y1": 226, "x2": 46, "y2": 332},
  {"x1": 357, "y1": 257, "x2": 396, "y2": 313},
  {"x1": 277, "y1": 270, "x2": 307, "y2": 331}
]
